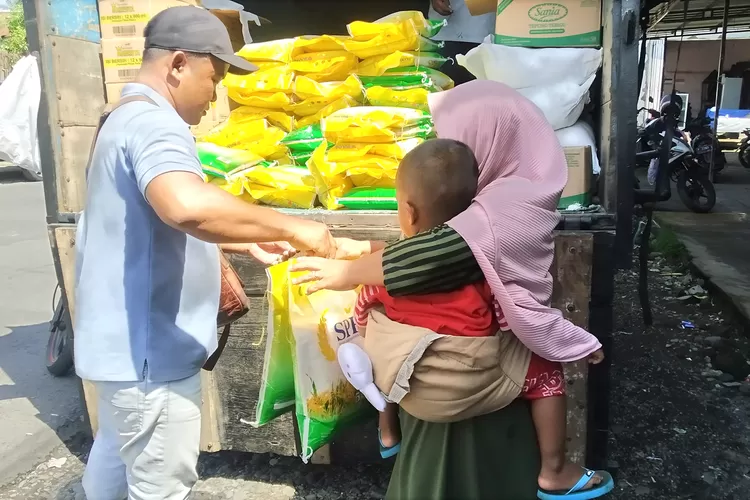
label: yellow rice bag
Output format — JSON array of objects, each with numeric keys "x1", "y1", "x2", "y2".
[
  {"x1": 227, "y1": 91, "x2": 293, "y2": 109},
  {"x1": 223, "y1": 67, "x2": 296, "y2": 95},
  {"x1": 229, "y1": 106, "x2": 295, "y2": 133},
  {"x1": 326, "y1": 138, "x2": 423, "y2": 161},
  {"x1": 237, "y1": 39, "x2": 299, "y2": 63},
  {"x1": 357, "y1": 51, "x2": 449, "y2": 77},
  {"x1": 295, "y1": 95, "x2": 359, "y2": 129},
  {"x1": 347, "y1": 11, "x2": 445, "y2": 40},
  {"x1": 365, "y1": 86, "x2": 429, "y2": 111},
  {"x1": 307, "y1": 142, "x2": 353, "y2": 210},
  {"x1": 294, "y1": 35, "x2": 350, "y2": 53},
  {"x1": 290, "y1": 51, "x2": 358, "y2": 82}
]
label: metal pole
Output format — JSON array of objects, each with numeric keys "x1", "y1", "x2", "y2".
[{"x1": 709, "y1": 0, "x2": 730, "y2": 183}]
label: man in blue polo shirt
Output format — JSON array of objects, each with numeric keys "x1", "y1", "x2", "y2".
[{"x1": 75, "y1": 7, "x2": 335, "y2": 499}]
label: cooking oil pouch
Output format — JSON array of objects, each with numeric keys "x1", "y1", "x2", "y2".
[
  {"x1": 385, "y1": 66, "x2": 455, "y2": 90},
  {"x1": 347, "y1": 165, "x2": 398, "y2": 188},
  {"x1": 359, "y1": 74, "x2": 438, "y2": 91},
  {"x1": 202, "y1": 118, "x2": 288, "y2": 159},
  {"x1": 294, "y1": 35, "x2": 350, "y2": 53},
  {"x1": 290, "y1": 51, "x2": 358, "y2": 82},
  {"x1": 250, "y1": 261, "x2": 297, "y2": 426},
  {"x1": 237, "y1": 39, "x2": 299, "y2": 63},
  {"x1": 245, "y1": 183, "x2": 317, "y2": 209},
  {"x1": 223, "y1": 67, "x2": 296, "y2": 95},
  {"x1": 307, "y1": 142, "x2": 353, "y2": 210},
  {"x1": 321, "y1": 106, "x2": 433, "y2": 144},
  {"x1": 337, "y1": 187, "x2": 398, "y2": 210},
  {"x1": 197, "y1": 143, "x2": 266, "y2": 175},
  {"x1": 287, "y1": 273, "x2": 370, "y2": 462},
  {"x1": 341, "y1": 30, "x2": 443, "y2": 60},
  {"x1": 295, "y1": 95, "x2": 359, "y2": 129},
  {"x1": 207, "y1": 175, "x2": 244, "y2": 196},
  {"x1": 317, "y1": 154, "x2": 400, "y2": 179},
  {"x1": 227, "y1": 90, "x2": 292, "y2": 110},
  {"x1": 348, "y1": 11, "x2": 446, "y2": 40},
  {"x1": 365, "y1": 86, "x2": 430, "y2": 111},
  {"x1": 327, "y1": 138, "x2": 423, "y2": 162},
  {"x1": 357, "y1": 51, "x2": 449, "y2": 77},
  {"x1": 281, "y1": 124, "x2": 327, "y2": 153},
  {"x1": 289, "y1": 150, "x2": 313, "y2": 166},
  {"x1": 241, "y1": 164, "x2": 316, "y2": 191},
  {"x1": 292, "y1": 75, "x2": 364, "y2": 102},
  {"x1": 229, "y1": 106, "x2": 295, "y2": 133}
]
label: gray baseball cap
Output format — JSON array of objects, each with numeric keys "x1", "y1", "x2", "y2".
[{"x1": 144, "y1": 6, "x2": 257, "y2": 74}]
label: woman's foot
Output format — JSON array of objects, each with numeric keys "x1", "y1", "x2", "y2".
[
  {"x1": 378, "y1": 425, "x2": 401, "y2": 449},
  {"x1": 538, "y1": 461, "x2": 602, "y2": 493}
]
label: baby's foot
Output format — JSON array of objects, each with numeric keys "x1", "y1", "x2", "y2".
[{"x1": 538, "y1": 461, "x2": 602, "y2": 493}]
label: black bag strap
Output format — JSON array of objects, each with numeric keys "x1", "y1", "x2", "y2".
[{"x1": 203, "y1": 325, "x2": 230, "y2": 372}]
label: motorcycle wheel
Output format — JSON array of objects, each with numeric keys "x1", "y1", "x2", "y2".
[
  {"x1": 46, "y1": 300, "x2": 74, "y2": 377},
  {"x1": 676, "y1": 169, "x2": 716, "y2": 213},
  {"x1": 739, "y1": 148, "x2": 750, "y2": 169}
]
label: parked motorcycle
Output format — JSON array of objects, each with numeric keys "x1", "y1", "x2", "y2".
[
  {"x1": 684, "y1": 116, "x2": 726, "y2": 179},
  {"x1": 46, "y1": 286, "x2": 74, "y2": 377},
  {"x1": 635, "y1": 110, "x2": 716, "y2": 213},
  {"x1": 739, "y1": 128, "x2": 750, "y2": 169}
]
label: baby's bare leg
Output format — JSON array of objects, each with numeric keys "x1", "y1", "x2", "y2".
[
  {"x1": 378, "y1": 403, "x2": 401, "y2": 448},
  {"x1": 533, "y1": 396, "x2": 602, "y2": 492}
]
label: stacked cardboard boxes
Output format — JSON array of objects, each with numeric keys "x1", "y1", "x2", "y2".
[{"x1": 98, "y1": 0, "x2": 231, "y2": 133}]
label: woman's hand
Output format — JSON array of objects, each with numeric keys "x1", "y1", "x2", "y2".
[
  {"x1": 289, "y1": 257, "x2": 359, "y2": 294},
  {"x1": 220, "y1": 242, "x2": 297, "y2": 266}
]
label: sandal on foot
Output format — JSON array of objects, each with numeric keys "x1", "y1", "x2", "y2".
[
  {"x1": 537, "y1": 469, "x2": 614, "y2": 500},
  {"x1": 378, "y1": 430, "x2": 401, "y2": 459}
]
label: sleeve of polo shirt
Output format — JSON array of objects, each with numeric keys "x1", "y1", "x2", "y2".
[{"x1": 129, "y1": 109, "x2": 203, "y2": 197}]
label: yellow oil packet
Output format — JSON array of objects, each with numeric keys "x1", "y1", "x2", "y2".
[
  {"x1": 290, "y1": 51, "x2": 358, "y2": 82},
  {"x1": 237, "y1": 38, "x2": 299, "y2": 63},
  {"x1": 321, "y1": 106, "x2": 433, "y2": 143},
  {"x1": 326, "y1": 138, "x2": 423, "y2": 161},
  {"x1": 293, "y1": 75, "x2": 364, "y2": 101},
  {"x1": 223, "y1": 67, "x2": 296, "y2": 95},
  {"x1": 229, "y1": 106, "x2": 295, "y2": 133},
  {"x1": 294, "y1": 35, "x2": 350, "y2": 53},
  {"x1": 346, "y1": 166, "x2": 398, "y2": 188},
  {"x1": 227, "y1": 90, "x2": 293, "y2": 109},
  {"x1": 295, "y1": 95, "x2": 359, "y2": 129},
  {"x1": 307, "y1": 142, "x2": 353, "y2": 210},
  {"x1": 347, "y1": 11, "x2": 445, "y2": 40},
  {"x1": 357, "y1": 51, "x2": 449, "y2": 77},
  {"x1": 365, "y1": 86, "x2": 430, "y2": 111},
  {"x1": 244, "y1": 183, "x2": 317, "y2": 209}
]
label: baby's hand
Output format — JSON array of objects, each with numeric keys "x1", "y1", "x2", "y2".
[{"x1": 588, "y1": 349, "x2": 605, "y2": 365}]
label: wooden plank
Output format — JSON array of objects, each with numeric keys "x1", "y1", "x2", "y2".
[
  {"x1": 551, "y1": 233, "x2": 594, "y2": 466},
  {"x1": 200, "y1": 370, "x2": 223, "y2": 452},
  {"x1": 50, "y1": 35, "x2": 105, "y2": 127},
  {"x1": 57, "y1": 125, "x2": 96, "y2": 215}
]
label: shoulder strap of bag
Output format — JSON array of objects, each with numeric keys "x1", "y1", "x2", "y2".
[
  {"x1": 85, "y1": 95, "x2": 158, "y2": 174},
  {"x1": 203, "y1": 324, "x2": 230, "y2": 371}
]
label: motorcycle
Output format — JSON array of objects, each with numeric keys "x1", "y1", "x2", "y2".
[
  {"x1": 683, "y1": 116, "x2": 725, "y2": 178},
  {"x1": 46, "y1": 285, "x2": 74, "y2": 377},
  {"x1": 739, "y1": 128, "x2": 750, "y2": 169},
  {"x1": 635, "y1": 110, "x2": 716, "y2": 213}
]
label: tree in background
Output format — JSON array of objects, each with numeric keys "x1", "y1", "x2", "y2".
[{"x1": 0, "y1": 1, "x2": 27, "y2": 57}]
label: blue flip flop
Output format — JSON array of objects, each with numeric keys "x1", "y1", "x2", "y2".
[
  {"x1": 378, "y1": 430, "x2": 401, "y2": 459},
  {"x1": 537, "y1": 469, "x2": 614, "y2": 500}
]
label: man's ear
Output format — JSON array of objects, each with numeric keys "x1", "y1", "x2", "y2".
[{"x1": 168, "y1": 51, "x2": 189, "y2": 81}]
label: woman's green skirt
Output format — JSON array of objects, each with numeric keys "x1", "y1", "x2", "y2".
[{"x1": 387, "y1": 399, "x2": 541, "y2": 500}]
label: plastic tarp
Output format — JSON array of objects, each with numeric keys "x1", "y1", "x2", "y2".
[
  {"x1": 706, "y1": 107, "x2": 750, "y2": 135},
  {"x1": 0, "y1": 55, "x2": 41, "y2": 180},
  {"x1": 457, "y1": 38, "x2": 602, "y2": 130}
]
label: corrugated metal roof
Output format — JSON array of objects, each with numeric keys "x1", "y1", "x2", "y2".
[{"x1": 648, "y1": 0, "x2": 750, "y2": 37}]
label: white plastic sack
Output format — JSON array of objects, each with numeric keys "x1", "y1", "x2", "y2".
[
  {"x1": 555, "y1": 121, "x2": 601, "y2": 175},
  {"x1": 457, "y1": 40, "x2": 602, "y2": 130},
  {"x1": 0, "y1": 55, "x2": 41, "y2": 180}
]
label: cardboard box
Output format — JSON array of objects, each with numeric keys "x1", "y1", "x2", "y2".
[
  {"x1": 101, "y1": 37, "x2": 145, "y2": 83},
  {"x1": 560, "y1": 146, "x2": 592, "y2": 209},
  {"x1": 105, "y1": 82, "x2": 128, "y2": 103},
  {"x1": 494, "y1": 0, "x2": 602, "y2": 47},
  {"x1": 98, "y1": 0, "x2": 197, "y2": 39},
  {"x1": 466, "y1": 0, "x2": 497, "y2": 15},
  {"x1": 190, "y1": 84, "x2": 231, "y2": 136}
]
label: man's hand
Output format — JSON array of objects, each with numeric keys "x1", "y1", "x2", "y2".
[
  {"x1": 588, "y1": 349, "x2": 605, "y2": 365},
  {"x1": 333, "y1": 238, "x2": 387, "y2": 260},
  {"x1": 290, "y1": 221, "x2": 337, "y2": 259},
  {"x1": 221, "y1": 242, "x2": 297, "y2": 266},
  {"x1": 289, "y1": 257, "x2": 359, "y2": 294},
  {"x1": 432, "y1": 0, "x2": 453, "y2": 16}
]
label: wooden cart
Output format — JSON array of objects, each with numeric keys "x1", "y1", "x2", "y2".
[{"x1": 25, "y1": 0, "x2": 639, "y2": 469}]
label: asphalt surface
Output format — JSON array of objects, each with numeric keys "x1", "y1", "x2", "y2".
[{"x1": 0, "y1": 168, "x2": 83, "y2": 487}]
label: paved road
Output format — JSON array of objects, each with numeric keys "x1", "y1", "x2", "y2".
[{"x1": 0, "y1": 169, "x2": 83, "y2": 487}]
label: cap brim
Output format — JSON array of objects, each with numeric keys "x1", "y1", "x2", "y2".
[{"x1": 214, "y1": 52, "x2": 258, "y2": 74}]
